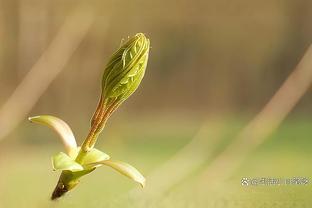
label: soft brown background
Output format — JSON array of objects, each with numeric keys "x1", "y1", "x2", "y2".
[
  {"x1": 1, "y1": 0, "x2": 311, "y2": 117},
  {"x1": 0, "y1": 1, "x2": 311, "y2": 207}
]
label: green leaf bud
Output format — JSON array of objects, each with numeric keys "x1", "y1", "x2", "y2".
[
  {"x1": 102, "y1": 33, "x2": 150, "y2": 103},
  {"x1": 81, "y1": 33, "x2": 150, "y2": 151}
]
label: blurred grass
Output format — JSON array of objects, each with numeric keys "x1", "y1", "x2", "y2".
[{"x1": 0, "y1": 116, "x2": 311, "y2": 207}]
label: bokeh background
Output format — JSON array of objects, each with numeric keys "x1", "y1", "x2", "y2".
[{"x1": 0, "y1": 0, "x2": 312, "y2": 207}]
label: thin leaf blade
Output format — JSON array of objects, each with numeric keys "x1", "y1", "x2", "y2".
[
  {"x1": 29, "y1": 115, "x2": 77, "y2": 155},
  {"x1": 90, "y1": 160, "x2": 145, "y2": 187}
]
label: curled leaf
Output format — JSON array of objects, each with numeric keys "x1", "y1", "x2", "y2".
[
  {"x1": 88, "y1": 160, "x2": 145, "y2": 188},
  {"x1": 52, "y1": 152, "x2": 83, "y2": 171},
  {"x1": 28, "y1": 115, "x2": 77, "y2": 155},
  {"x1": 70, "y1": 147, "x2": 110, "y2": 167}
]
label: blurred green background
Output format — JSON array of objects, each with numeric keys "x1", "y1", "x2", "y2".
[{"x1": 0, "y1": 0, "x2": 311, "y2": 207}]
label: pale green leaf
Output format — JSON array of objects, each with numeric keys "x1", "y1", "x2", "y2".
[
  {"x1": 80, "y1": 148, "x2": 110, "y2": 166},
  {"x1": 29, "y1": 115, "x2": 77, "y2": 155},
  {"x1": 88, "y1": 160, "x2": 145, "y2": 187},
  {"x1": 52, "y1": 152, "x2": 83, "y2": 171}
]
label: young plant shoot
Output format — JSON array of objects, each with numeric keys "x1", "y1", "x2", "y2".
[{"x1": 29, "y1": 33, "x2": 150, "y2": 200}]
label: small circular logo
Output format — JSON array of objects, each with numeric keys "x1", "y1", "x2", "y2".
[{"x1": 241, "y1": 177, "x2": 249, "y2": 186}]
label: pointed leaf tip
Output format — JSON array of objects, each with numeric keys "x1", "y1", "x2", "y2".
[
  {"x1": 91, "y1": 160, "x2": 146, "y2": 188},
  {"x1": 28, "y1": 115, "x2": 77, "y2": 155}
]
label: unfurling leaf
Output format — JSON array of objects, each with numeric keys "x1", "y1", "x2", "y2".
[
  {"x1": 52, "y1": 152, "x2": 83, "y2": 171},
  {"x1": 28, "y1": 115, "x2": 77, "y2": 155},
  {"x1": 101, "y1": 33, "x2": 150, "y2": 103},
  {"x1": 88, "y1": 160, "x2": 146, "y2": 188},
  {"x1": 29, "y1": 33, "x2": 149, "y2": 200},
  {"x1": 85, "y1": 33, "x2": 150, "y2": 150}
]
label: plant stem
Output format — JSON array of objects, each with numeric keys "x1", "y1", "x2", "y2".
[{"x1": 75, "y1": 98, "x2": 120, "y2": 163}]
